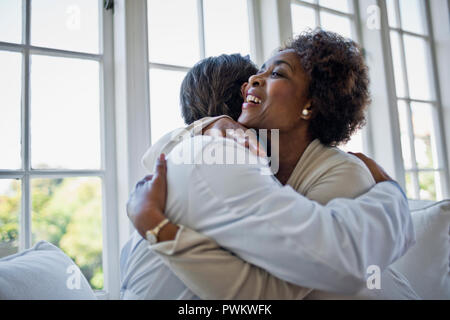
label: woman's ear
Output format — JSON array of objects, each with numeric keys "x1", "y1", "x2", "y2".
[
  {"x1": 300, "y1": 101, "x2": 314, "y2": 120},
  {"x1": 240, "y1": 82, "x2": 248, "y2": 99}
]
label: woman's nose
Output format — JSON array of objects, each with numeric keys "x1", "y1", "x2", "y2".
[{"x1": 248, "y1": 74, "x2": 265, "y2": 87}]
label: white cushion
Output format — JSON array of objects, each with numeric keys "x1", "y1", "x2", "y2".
[
  {"x1": 392, "y1": 200, "x2": 450, "y2": 299},
  {"x1": 0, "y1": 241, "x2": 97, "y2": 300}
]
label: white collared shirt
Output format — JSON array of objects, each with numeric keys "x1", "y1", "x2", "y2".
[{"x1": 120, "y1": 135, "x2": 415, "y2": 299}]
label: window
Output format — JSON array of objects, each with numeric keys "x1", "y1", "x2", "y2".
[
  {"x1": 0, "y1": 0, "x2": 116, "y2": 294},
  {"x1": 291, "y1": 0, "x2": 357, "y2": 40},
  {"x1": 384, "y1": 0, "x2": 448, "y2": 200},
  {"x1": 290, "y1": 0, "x2": 365, "y2": 152},
  {"x1": 147, "y1": 0, "x2": 251, "y2": 143}
]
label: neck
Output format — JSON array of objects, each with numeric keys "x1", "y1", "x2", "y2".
[{"x1": 272, "y1": 127, "x2": 313, "y2": 185}]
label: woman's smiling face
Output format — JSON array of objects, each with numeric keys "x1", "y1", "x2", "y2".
[{"x1": 238, "y1": 49, "x2": 311, "y2": 132}]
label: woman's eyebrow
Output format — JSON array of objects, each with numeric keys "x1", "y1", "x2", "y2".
[
  {"x1": 259, "y1": 60, "x2": 293, "y2": 72},
  {"x1": 273, "y1": 60, "x2": 294, "y2": 71}
]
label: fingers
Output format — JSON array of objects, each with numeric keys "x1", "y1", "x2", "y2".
[
  {"x1": 348, "y1": 152, "x2": 372, "y2": 164},
  {"x1": 348, "y1": 152, "x2": 365, "y2": 159},
  {"x1": 230, "y1": 130, "x2": 267, "y2": 158},
  {"x1": 247, "y1": 134, "x2": 267, "y2": 158},
  {"x1": 155, "y1": 153, "x2": 167, "y2": 176},
  {"x1": 348, "y1": 152, "x2": 375, "y2": 169},
  {"x1": 348, "y1": 152, "x2": 392, "y2": 183},
  {"x1": 204, "y1": 128, "x2": 226, "y2": 137}
]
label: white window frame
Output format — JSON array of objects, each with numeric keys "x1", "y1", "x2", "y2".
[
  {"x1": 377, "y1": 0, "x2": 449, "y2": 199},
  {"x1": 0, "y1": 0, "x2": 120, "y2": 299},
  {"x1": 290, "y1": 0, "x2": 362, "y2": 39}
]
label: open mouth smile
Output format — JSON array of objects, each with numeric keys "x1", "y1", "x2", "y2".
[{"x1": 246, "y1": 94, "x2": 262, "y2": 104}]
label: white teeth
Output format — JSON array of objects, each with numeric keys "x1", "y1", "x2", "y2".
[{"x1": 246, "y1": 95, "x2": 261, "y2": 104}]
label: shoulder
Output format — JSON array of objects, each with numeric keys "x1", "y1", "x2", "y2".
[
  {"x1": 326, "y1": 148, "x2": 375, "y2": 181},
  {"x1": 167, "y1": 135, "x2": 279, "y2": 203},
  {"x1": 141, "y1": 127, "x2": 191, "y2": 172},
  {"x1": 303, "y1": 144, "x2": 376, "y2": 204},
  {"x1": 142, "y1": 116, "x2": 234, "y2": 171}
]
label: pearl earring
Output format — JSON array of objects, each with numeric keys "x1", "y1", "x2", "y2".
[{"x1": 302, "y1": 109, "x2": 309, "y2": 116}]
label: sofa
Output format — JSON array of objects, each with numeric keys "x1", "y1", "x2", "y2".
[{"x1": 0, "y1": 199, "x2": 449, "y2": 300}]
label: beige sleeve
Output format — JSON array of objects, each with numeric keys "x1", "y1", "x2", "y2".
[
  {"x1": 151, "y1": 226, "x2": 312, "y2": 300},
  {"x1": 305, "y1": 160, "x2": 376, "y2": 205}
]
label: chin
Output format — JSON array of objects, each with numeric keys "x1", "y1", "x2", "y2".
[{"x1": 237, "y1": 113, "x2": 256, "y2": 128}]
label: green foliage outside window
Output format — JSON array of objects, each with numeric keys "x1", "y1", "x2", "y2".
[{"x1": 0, "y1": 178, "x2": 103, "y2": 290}]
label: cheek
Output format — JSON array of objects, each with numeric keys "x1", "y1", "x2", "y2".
[
  {"x1": 267, "y1": 83, "x2": 294, "y2": 105},
  {"x1": 266, "y1": 83, "x2": 303, "y2": 120}
]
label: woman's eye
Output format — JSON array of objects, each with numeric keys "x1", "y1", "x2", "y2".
[{"x1": 271, "y1": 71, "x2": 283, "y2": 77}]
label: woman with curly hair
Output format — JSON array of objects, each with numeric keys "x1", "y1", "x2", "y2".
[
  {"x1": 236, "y1": 29, "x2": 373, "y2": 204},
  {"x1": 124, "y1": 29, "x2": 418, "y2": 300}
]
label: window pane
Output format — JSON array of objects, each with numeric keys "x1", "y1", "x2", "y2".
[
  {"x1": 389, "y1": 31, "x2": 407, "y2": 98},
  {"x1": 411, "y1": 102, "x2": 437, "y2": 169},
  {"x1": 149, "y1": 68, "x2": 187, "y2": 143},
  {"x1": 397, "y1": 100, "x2": 413, "y2": 169},
  {"x1": 31, "y1": 177, "x2": 103, "y2": 289},
  {"x1": 0, "y1": 0, "x2": 22, "y2": 44},
  {"x1": 30, "y1": 55, "x2": 101, "y2": 170},
  {"x1": 399, "y1": 0, "x2": 427, "y2": 35},
  {"x1": 148, "y1": 0, "x2": 200, "y2": 67},
  {"x1": 31, "y1": 0, "x2": 99, "y2": 53},
  {"x1": 340, "y1": 130, "x2": 364, "y2": 153},
  {"x1": 320, "y1": 12, "x2": 352, "y2": 39},
  {"x1": 0, "y1": 51, "x2": 22, "y2": 169},
  {"x1": 403, "y1": 35, "x2": 433, "y2": 101},
  {"x1": 0, "y1": 179, "x2": 21, "y2": 259},
  {"x1": 386, "y1": 0, "x2": 398, "y2": 28},
  {"x1": 418, "y1": 171, "x2": 436, "y2": 201},
  {"x1": 203, "y1": 0, "x2": 250, "y2": 57},
  {"x1": 291, "y1": 4, "x2": 317, "y2": 35},
  {"x1": 319, "y1": 0, "x2": 351, "y2": 13}
]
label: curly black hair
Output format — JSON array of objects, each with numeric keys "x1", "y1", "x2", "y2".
[
  {"x1": 180, "y1": 54, "x2": 258, "y2": 125},
  {"x1": 282, "y1": 29, "x2": 370, "y2": 146}
]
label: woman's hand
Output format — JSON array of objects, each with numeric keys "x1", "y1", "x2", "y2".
[
  {"x1": 127, "y1": 154, "x2": 178, "y2": 241},
  {"x1": 203, "y1": 117, "x2": 267, "y2": 158},
  {"x1": 349, "y1": 152, "x2": 393, "y2": 183}
]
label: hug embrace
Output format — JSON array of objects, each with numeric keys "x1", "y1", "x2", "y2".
[{"x1": 120, "y1": 29, "x2": 418, "y2": 300}]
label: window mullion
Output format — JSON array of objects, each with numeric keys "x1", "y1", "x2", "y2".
[
  {"x1": 20, "y1": 0, "x2": 32, "y2": 252},
  {"x1": 351, "y1": 0, "x2": 363, "y2": 43},
  {"x1": 99, "y1": 0, "x2": 120, "y2": 299},
  {"x1": 149, "y1": 62, "x2": 191, "y2": 73},
  {"x1": 404, "y1": 103, "x2": 420, "y2": 198},
  {"x1": 197, "y1": 0, "x2": 206, "y2": 59},
  {"x1": 28, "y1": 45, "x2": 102, "y2": 61},
  {"x1": 316, "y1": 7, "x2": 321, "y2": 27}
]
